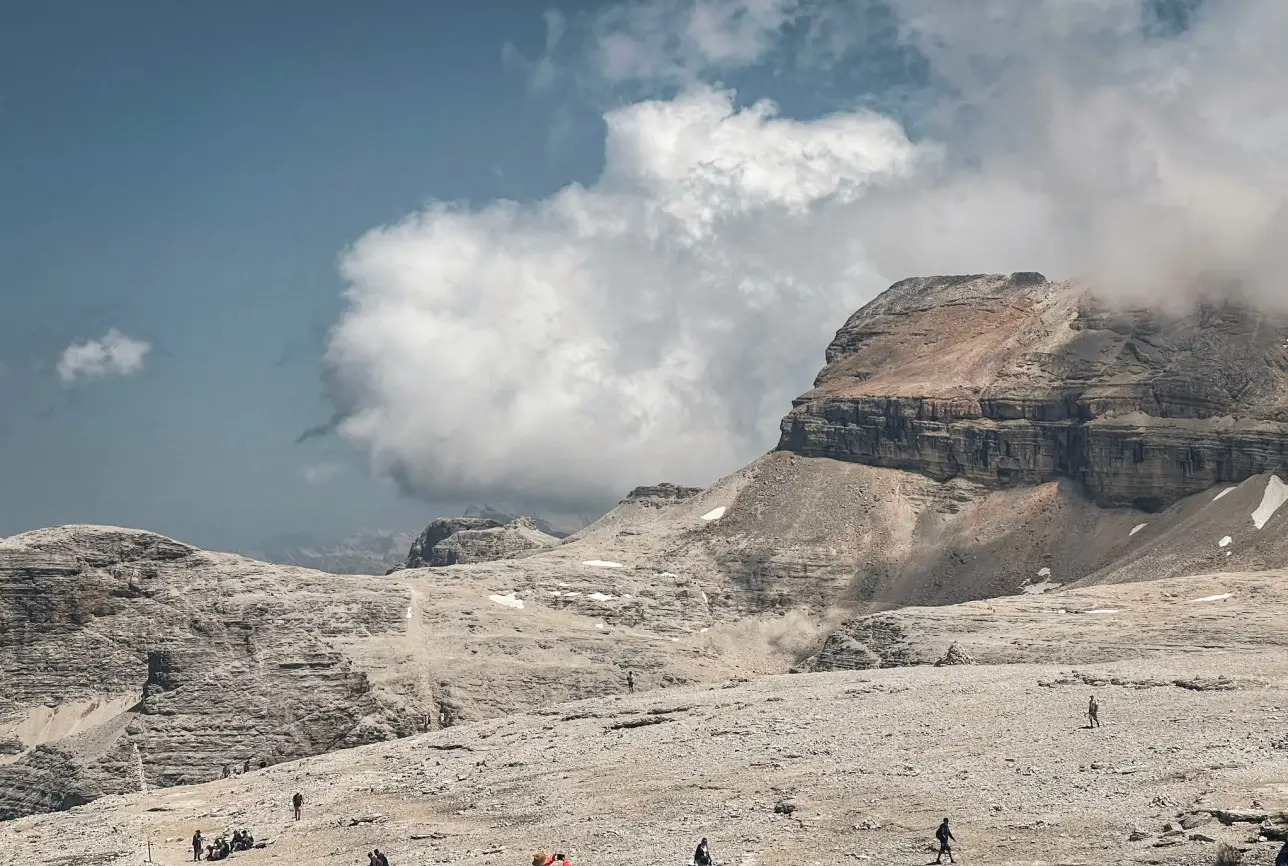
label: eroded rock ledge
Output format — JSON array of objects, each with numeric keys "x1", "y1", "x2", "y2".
[{"x1": 777, "y1": 273, "x2": 1288, "y2": 510}]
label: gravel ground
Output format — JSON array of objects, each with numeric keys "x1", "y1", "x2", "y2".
[{"x1": 6, "y1": 651, "x2": 1287, "y2": 866}]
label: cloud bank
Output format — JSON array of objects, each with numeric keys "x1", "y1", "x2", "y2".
[
  {"x1": 57, "y1": 329, "x2": 151, "y2": 384},
  {"x1": 324, "y1": 0, "x2": 1288, "y2": 512}
]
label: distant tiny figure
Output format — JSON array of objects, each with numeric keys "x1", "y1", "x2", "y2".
[
  {"x1": 192, "y1": 829, "x2": 203, "y2": 861},
  {"x1": 292, "y1": 791, "x2": 304, "y2": 821},
  {"x1": 375, "y1": 848, "x2": 390, "y2": 866},
  {"x1": 1088, "y1": 694, "x2": 1101, "y2": 728},
  {"x1": 935, "y1": 818, "x2": 956, "y2": 864},
  {"x1": 243, "y1": 758, "x2": 251, "y2": 773},
  {"x1": 694, "y1": 837, "x2": 711, "y2": 866},
  {"x1": 626, "y1": 671, "x2": 635, "y2": 694},
  {"x1": 221, "y1": 764, "x2": 230, "y2": 778}
]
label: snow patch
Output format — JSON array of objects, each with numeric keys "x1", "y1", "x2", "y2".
[
  {"x1": 657, "y1": 571, "x2": 678, "y2": 578},
  {"x1": 1252, "y1": 475, "x2": 1288, "y2": 529},
  {"x1": 1021, "y1": 580, "x2": 1061, "y2": 596},
  {"x1": 1213, "y1": 487, "x2": 1234, "y2": 502},
  {"x1": 1037, "y1": 567, "x2": 1051, "y2": 578},
  {"x1": 405, "y1": 606, "x2": 412, "y2": 620},
  {"x1": 701, "y1": 506, "x2": 727, "y2": 521},
  {"x1": 700, "y1": 591, "x2": 709, "y2": 605},
  {"x1": 1218, "y1": 535, "x2": 1233, "y2": 548},
  {"x1": 587, "y1": 592, "x2": 614, "y2": 602},
  {"x1": 583, "y1": 560, "x2": 624, "y2": 568},
  {"x1": 1130, "y1": 523, "x2": 1147, "y2": 536},
  {"x1": 1191, "y1": 593, "x2": 1232, "y2": 603},
  {"x1": 488, "y1": 592, "x2": 524, "y2": 610},
  {"x1": 700, "y1": 627, "x2": 709, "y2": 633}
]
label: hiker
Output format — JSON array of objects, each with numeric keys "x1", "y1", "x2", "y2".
[
  {"x1": 221, "y1": 763, "x2": 230, "y2": 778},
  {"x1": 375, "y1": 848, "x2": 390, "y2": 866},
  {"x1": 1277, "y1": 838, "x2": 1288, "y2": 866},
  {"x1": 192, "y1": 830, "x2": 203, "y2": 861},
  {"x1": 1088, "y1": 695, "x2": 1101, "y2": 728},
  {"x1": 293, "y1": 790, "x2": 304, "y2": 820},
  {"x1": 532, "y1": 851, "x2": 571, "y2": 866},
  {"x1": 694, "y1": 837, "x2": 711, "y2": 866},
  {"x1": 935, "y1": 818, "x2": 956, "y2": 864},
  {"x1": 368, "y1": 852, "x2": 380, "y2": 866},
  {"x1": 243, "y1": 758, "x2": 251, "y2": 773},
  {"x1": 626, "y1": 671, "x2": 635, "y2": 694}
]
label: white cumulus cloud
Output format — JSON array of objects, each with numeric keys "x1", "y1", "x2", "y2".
[
  {"x1": 325, "y1": 87, "x2": 927, "y2": 511},
  {"x1": 57, "y1": 329, "x2": 151, "y2": 384}
]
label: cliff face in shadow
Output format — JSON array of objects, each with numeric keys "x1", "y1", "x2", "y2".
[{"x1": 777, "y1": 273, "x2": 1288, "y2": 510}]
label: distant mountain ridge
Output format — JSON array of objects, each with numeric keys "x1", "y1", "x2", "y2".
[{"x1": 242, "y1": 528, "x2": 415, "y2": 575}]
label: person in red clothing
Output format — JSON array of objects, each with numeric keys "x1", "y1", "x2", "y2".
[{"x1": 532, "y1": 852, "x2": 571, "y2": 866}]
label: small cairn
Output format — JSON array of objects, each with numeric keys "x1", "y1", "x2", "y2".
[{"x1": 933, "y1": 642, "x2": 976, "y2": 667}]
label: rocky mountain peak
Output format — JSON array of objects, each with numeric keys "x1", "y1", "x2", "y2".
[{"x1": 779, "y1": 273, "x2": 1288, "y2": 511}]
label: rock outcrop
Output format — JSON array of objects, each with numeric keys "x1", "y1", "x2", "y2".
[
  {"x1": 402, "y1": 516, "x2": 561, "y2": 569},
  {"x1": 778, "y1": 273, "x2": 1288, "y2": 511},
  {"x1": 0, "y1": 526, "x2": 419, "y2": 820}
]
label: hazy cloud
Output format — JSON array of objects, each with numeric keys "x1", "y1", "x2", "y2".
[
  {"x1": 57, "y1": 329, "x2": 151, "y2": 384},
  {"x1": 303, "y1": 462, "x2": 342, "y2": 485},
  {"x1": 326, "y1": 0, "x2": 1288, "y2": 512},
  {"x1": 502, "y1": 9, "x2": 568, "y2": 91}
]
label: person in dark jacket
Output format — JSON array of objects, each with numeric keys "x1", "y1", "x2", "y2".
[
  {"x1": 293, "y1": 791, "x2": 304, "y2": 820},
  {"x1": 191, "y1": 830, "x2": 203, "y2": 861},
  {"x1": 1276, "y1": 837, "x2": 1288, "y2": 866},
  {"x1": 935, "y1": 818, "x2": 956, "y2": 864},
  {"x1": 694, "y1": 837, "x2": 711, "y2": 866}
]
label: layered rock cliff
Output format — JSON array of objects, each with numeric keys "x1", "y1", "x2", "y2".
[{"x1": 777, "y1": 273, "x2": 1288, "y2": 510}]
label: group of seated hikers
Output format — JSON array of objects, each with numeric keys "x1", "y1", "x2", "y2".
[{"x1": 191, "y1": 828, "x2": 256, "y2": 861}]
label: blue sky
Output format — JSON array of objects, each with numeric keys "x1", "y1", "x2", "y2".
[
  {"x1": 1, "y1": 1, "x2": 611, "y2": 549},
  {"x1": 2, "y1": 0, "x2": 1277, "y2": 552}
]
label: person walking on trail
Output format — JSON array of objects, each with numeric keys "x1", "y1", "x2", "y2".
[
  {"x1": 292, "y1": 791, "x2": 304, "y2": 820},
  {"x1": 1087, "y1": 695, "x2": 1101, "y2": 728},
  {"x1": 626, "y1": 671, "x2": 635, "y2": 694},
  {"x1": 374, "y1": 848, "x2": 390, "y2": 866},
  {"x1": 192, "y1": 829, "x2": 203, "y2": 861},
  {"x1": 935, "y1": 818, "x2": 956, "y2": 864},
  {"x1": 694, "y1": 837, "x2": 712, "y2": 866}
]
